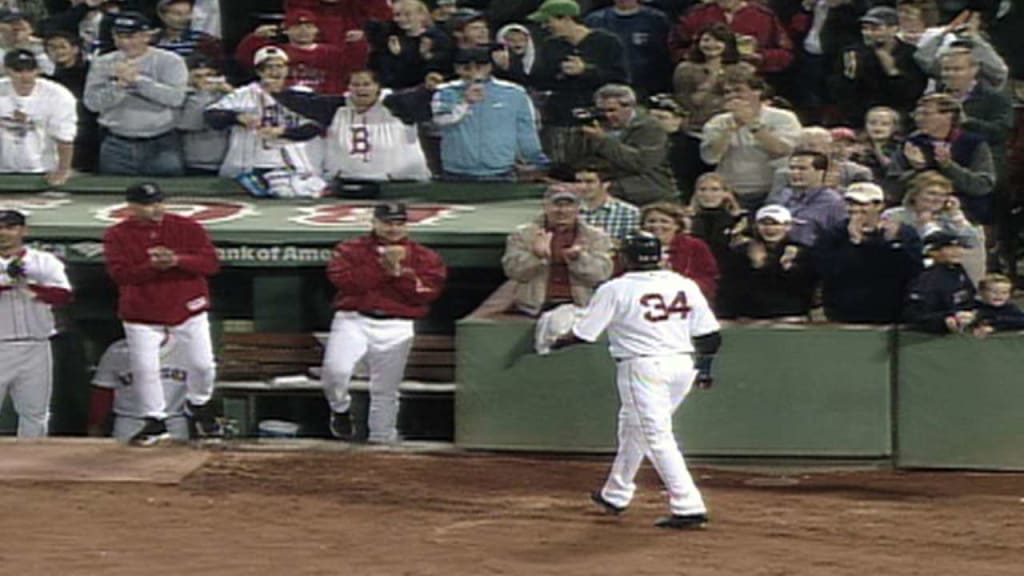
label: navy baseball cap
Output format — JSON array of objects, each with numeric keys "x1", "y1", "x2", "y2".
[
  {"x1": 111, "y1": 11, "x2": 154, "y2": 34},
  {"x1": 125, "y1": 182, "x2": 165, "y2": 204},
  {"x1": 0, "y1": 209, "x2": 27, "y2": 226},
  {"x1": 3, "y1": 49, "x2": 37, "y2": 71},
  {"x1": 453, "y1": 47, "x2": 492, "y2": 65},
  {"x1": 373, "y1": 202, "x2": 408, "y2": 222}
]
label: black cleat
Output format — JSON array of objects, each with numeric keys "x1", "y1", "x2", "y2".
[
  {"x1": 329, "y1": 411, "x2": 353, "y2": 440},
  {"x1": 654, "y1": 513, "x2": 709, "y2": 530},
  {"x1": 185, "y1": 401, "x2": 223, "y2": 439},
  {"x1": 590, "y1": 491, "x2": 626, "y2": 516},
  {"x1": 130, "y1": 417, "x2": 171, "y2": 447}
]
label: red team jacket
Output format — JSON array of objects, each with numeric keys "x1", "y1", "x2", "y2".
[
  {"x1": 327, "y1": 235, "x2": 446, "y2": 319},
  {"x1": 669, "y1": 2, "x2": 794, "y2": 72},
  {"x1": 103, "y1": 213, "x2": 221, "y2": 326},
  {"x1": 235, "y1": 36, "x2": 368, "y2": 95}
]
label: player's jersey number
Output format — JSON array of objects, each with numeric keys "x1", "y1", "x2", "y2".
[{"x1": 640, "y1": 292, "x2": 691, "y2": 322}]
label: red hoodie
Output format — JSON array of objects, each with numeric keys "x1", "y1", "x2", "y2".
[
  {"x1": 327, "y1": 234, "x2": 446, "y2": 318},
  {"x1": 103, "y1": 213, "x2": 220, "y2": 326},
  {"x1": 670, "y1": 2, "x2": 794, "y2": 72},
  {"x1": 284, "y1": 0, "x2": 392, "y2": 47},
  {"x1": 235, "y1": 36, "x2": 368, "y2": 94}
]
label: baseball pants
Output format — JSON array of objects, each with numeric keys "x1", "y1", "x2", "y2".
[
  {"x1": 321, "y1": 311, "x2": 414, "y2": 444},
  {"x1": 0, "y1": 340, "x2": 53, "y2": 437},
  {"x1": 599, "y1": 354, "x2": 707, "y2": 516},
  {"x1": 123, "y1": 313, "x2": 215, "y2": 420}
]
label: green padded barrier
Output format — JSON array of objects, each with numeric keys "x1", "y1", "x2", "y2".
[
  {"x1": 456, "y1": 319, "x2": 894, "y2": 456},
  {"x1": 456, "y1": 318, "x2": 620, "y2": 452},
  {"x1": 0, "y1": 175, "x2": 543, "y2": 203},
  {"x1": 2, "y1": 193, "x2": 537, "y2": 268},
  {"x1": 896, "y1": 331, "x2": 1024, "y2": 470},
  {"x1": 679, "y1": 325, "x2": 893, "y2": 457}
]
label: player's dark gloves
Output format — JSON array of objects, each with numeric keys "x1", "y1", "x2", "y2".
[
  {"x1": 695, "y1": 355, "x2": 714, "y2": 390},
  {"x1": 6, "y1": 259, "x2": 25, "y2": 280}
]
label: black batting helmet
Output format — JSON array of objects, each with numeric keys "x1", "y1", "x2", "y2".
[{"x1": 621, "y1": 232, "x2": 662, "y2": 268}]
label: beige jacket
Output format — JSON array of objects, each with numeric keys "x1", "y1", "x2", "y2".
[{"x1": 501, "y1": 215, "x2": 614, "y2": 317}]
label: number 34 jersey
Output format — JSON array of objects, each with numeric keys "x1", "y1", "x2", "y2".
[{"x1": 573, "y1": 270, "x2": 720, "y2": 359}]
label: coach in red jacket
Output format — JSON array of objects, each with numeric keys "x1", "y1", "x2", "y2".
[
  {"x1": 103, "y1": 182, "x2": 222, "y2": 445},
  {"x1": 320, "y1": 201, "x2": 446, "y2": 444}
]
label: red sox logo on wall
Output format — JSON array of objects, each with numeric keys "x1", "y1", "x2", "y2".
[
  {"x1": 0, "y1": 196, "x2": 72, "y2": 214},
  {"x1": 291, "y1": 203, "x2": 472, "y2": 227},
  {"x1": 94, "y1": 200, "x2": 257, "y2": 224}
]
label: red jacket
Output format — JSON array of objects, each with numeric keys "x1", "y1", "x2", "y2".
[
  {"x1": 670, "y1": 2, "x2": 794, "y2": 72},
  {"x1": 284, "y1": 0, "x2": 392, "y2": 47},
  {"x1": 667, "y1": 234, "x2": 719, "y2": 303},
  {"x1": 103, "y1": 213, "x2": 220, "y2": 326},
  {"x1": 328, "y1": 234, "x2": 446, "y2": 318},
  {"x1": 235, "y1": 36, "x2": 367, "y2": 95}
]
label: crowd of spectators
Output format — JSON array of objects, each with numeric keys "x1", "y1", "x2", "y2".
[{"x1": 0, "y1": 0, "x2": 1021, "y2": 333}]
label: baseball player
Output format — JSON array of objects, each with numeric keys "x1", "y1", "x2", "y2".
[
  {"x1": 321, "y1": 202, "x2": 447, "y2": 444},
  {"x1": 88, "y1": 338, "x2": 190, "y2": 442},
  {"x1": 102, "y1": 182, "x2": 221, "y2": 446},
  {"x1": 0, "y1": 209, "x2": 73, "y2": 437},
  {"x1": 554, "y1": 232, "x2": 722, "y2": 529}
]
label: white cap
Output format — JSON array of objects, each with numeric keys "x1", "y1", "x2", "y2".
[
  {"x1": 755, "y1": 204, "x2": 792, "y2": 224},
  {"x1": 254, "y1": 46, "x2": 289, "y2": 67},
  {"x1": 844, "y1": 182, "x2": 884, "y2": 204}
]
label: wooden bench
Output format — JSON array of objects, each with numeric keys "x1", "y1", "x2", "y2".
[{"x1": 215, "y1": 331, "x2": 455, "y2": 438}]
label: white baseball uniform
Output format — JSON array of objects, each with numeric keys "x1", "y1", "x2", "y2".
[
  {"x1": 323, "y1": 92, "x2": 431, "y2": 182},
  {"x1": 573, "y1": 269, "x2": 720, "y2": 516},
  {"x1": 0, "y1": 246, "x2": 72, "y2": 437},
  {"x1": 92, "y1": 339, "x2": 190, "y2": 441},
  {"x1": 0, "y1": 77, "x2": 77, "y2": 174}
]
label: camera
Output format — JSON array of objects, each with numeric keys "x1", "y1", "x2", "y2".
[{"x1": 571, "y1": 107, "x2": 604, "y2": 125}]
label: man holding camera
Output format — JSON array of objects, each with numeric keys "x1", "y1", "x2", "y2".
[
  {"x1": 432, "y1": 47, "x2": 547, "y2": 180},
  {"x1": 561, "y1": 83, "x2": 675, "y2": 206}
]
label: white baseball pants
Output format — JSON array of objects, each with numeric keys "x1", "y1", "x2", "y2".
[
  {"x1": 0, "y1": 340, "x2": 52, "y2": 437},
  {"x1": 599, "y1": 355, "x2": 707, "y2": 516},
  {"x1": 123, "y1": 312, "x2": 215, "y2": 420},
  {"x1": 321, "y1": 311, "x2": 414, "y2": 444}
]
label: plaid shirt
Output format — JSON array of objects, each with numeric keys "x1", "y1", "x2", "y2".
[{"x1": 579, "y1": 197, "x2": 640, "y2": 241}]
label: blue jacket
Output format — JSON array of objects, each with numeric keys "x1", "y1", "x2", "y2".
[{"x1": 432, "y1": 78, "x2": 547, "y2": 177}]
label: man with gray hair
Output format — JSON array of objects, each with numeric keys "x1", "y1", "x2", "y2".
[
  {"x1": 562, "y1": 83, "x2": 675, "y2": 205},
  {"x1": 84, "y1": 11, "x2": 188, "y2": 176}
]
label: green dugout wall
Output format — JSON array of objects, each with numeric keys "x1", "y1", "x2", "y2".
[
  {"x1": 456, "y1": 320, "x2": 893, "y2": 457},
  {"x1": 457, "y1": 318, "x2": 1024, "y2": 469},
  {"x1": 896, "y1": 332, "x2": 1024, "y2": 470}
]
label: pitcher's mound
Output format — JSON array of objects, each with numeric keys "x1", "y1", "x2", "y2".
[{"x1": 0, "y1": 438, "x2": 209, "y2": 484}]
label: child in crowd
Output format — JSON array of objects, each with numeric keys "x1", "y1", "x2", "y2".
[
  {"x1": 688, "y1": 172, "x2": 745, "y2": 266},
  {"x1": 176, "y1": 54, "x2": 232, "y2": 176},
  {"x1": 904, "y1": 229, "x2": 977, "y2": 334},
  {"x1": 718, "y1": 205, "x2": 815, "y2": 320},
  {"x1": 972, "y1": 274, "x2": 1024, "y2": 336},
  {"x1": 852, "y1": 106, "x2": 903, "y2": 188}
]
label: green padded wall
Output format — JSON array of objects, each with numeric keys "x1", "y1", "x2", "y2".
[
  {"x1": 897, "y1": 331, "x2": 1024, "y2": 470},
  {"x1": 456, "y1": 320, "x2": 893, "y2": 456}
]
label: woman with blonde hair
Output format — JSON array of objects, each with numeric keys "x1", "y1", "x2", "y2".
[
  {"x1": 688, "y1": 172, "x2": 745, "y2": 266},
  {"x1": 640, "y1": 201, "x2": 719, "y2": 302},
  {"x1": 882, "y1": 170, "x2": 985, "y2": 284}
]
